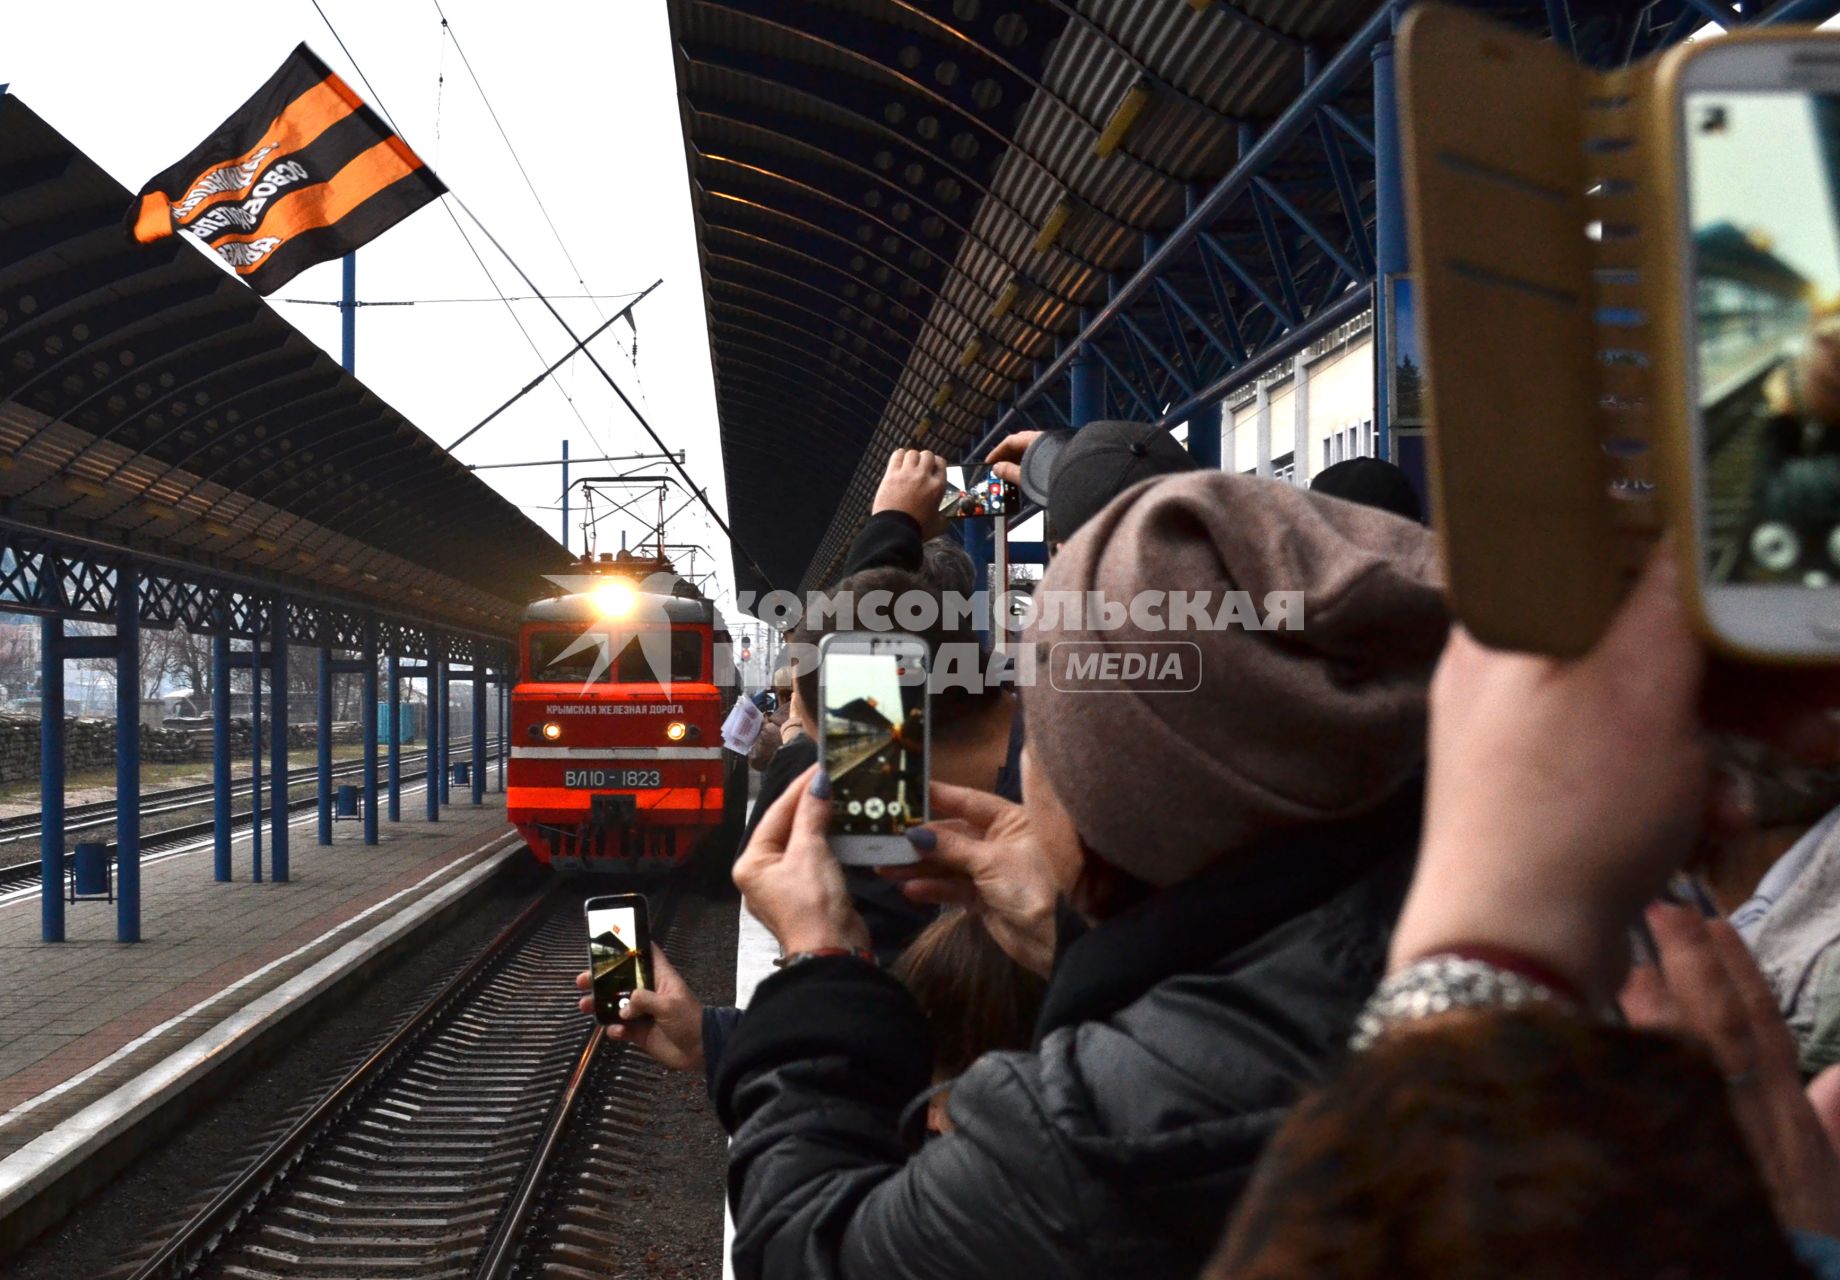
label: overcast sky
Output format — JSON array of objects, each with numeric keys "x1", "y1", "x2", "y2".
[{"x1": 0, "y1": 2, "x2": 738, "y2": 609}]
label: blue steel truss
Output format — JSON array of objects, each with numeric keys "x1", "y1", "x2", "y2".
[
  {"x1": 965, "y1": 0, "x2": 1840, "y2": 465},
  {"x1": 0, "y1": 520, "x2": 513, "y2": 667}
]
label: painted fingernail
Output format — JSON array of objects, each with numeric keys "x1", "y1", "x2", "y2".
[
  {"x1": 905, "y1": 826, "x2": 937, "y2": 851},
  {"x1": 809, "y1": 769, "x2": 831, "y2": 799},
  {"x1": 1685, "y1": 874, "x2": 1722, "y2": 919}
]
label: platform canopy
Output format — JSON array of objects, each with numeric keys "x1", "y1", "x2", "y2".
[
  {"x1": 0, "y1": 95, "x2": 570, "y2": 641},
  {"x1": 669, "y1": 0, "x2": 1828, "y2": 597}
]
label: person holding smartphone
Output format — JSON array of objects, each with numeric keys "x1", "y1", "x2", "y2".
[{"x1": 718, "y1": 472, "x2": 1447, "y2": 1280}]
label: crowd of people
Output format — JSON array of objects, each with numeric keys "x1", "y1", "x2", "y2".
[{"x1": 575, "y1": 421, "x2": 1840, "y2": 1278}]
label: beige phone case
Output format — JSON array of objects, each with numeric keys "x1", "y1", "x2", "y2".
[{"x1": 1401, "y1": 5, "x2": 1839, "y2": 660}]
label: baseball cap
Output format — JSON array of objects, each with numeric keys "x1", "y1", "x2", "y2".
[{"x1": 1045, "y1": 420, "x2": 1196, "y2": 540}]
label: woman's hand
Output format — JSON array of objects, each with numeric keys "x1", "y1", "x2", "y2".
[
  {"x1": 1393, "y1": 550, "x2": 1709, "y2": 1000},
  {"x1": 1622, "y1": 903, "x2": 1840, "y2": 1238},
  {"x1": 881, "y1": 781, "x2": 1062, "y2": 976},
  {"x1": 575, "y1": 944, "x2": 707, "y2": 1072},
  {"x1": 732, "y1": 765, "x2": 869, "y2": 956}
]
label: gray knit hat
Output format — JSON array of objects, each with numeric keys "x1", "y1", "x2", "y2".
[{"x1": 1022, "y1": 471, "x2": 1448, "y2": 886}]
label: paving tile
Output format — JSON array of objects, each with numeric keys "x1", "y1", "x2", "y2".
[{"x1": 0, "y1": 805, "x2": 515, "y2": 1159}]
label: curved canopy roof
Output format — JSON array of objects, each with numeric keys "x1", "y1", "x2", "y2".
[
  {"x1": 0, "y1": 95, "x2": 570, "y2": 637},
  {"x1": 670, "y1": 0, "x2": 1765, "y2": 597}
]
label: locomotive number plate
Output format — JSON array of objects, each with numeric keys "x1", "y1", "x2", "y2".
[{"x1": 564, "y1": 769, "x2": 663, "y2": 789}]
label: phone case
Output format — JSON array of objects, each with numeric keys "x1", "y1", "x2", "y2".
[{"x1": 1399, "y1": 5, "x2": 1840, "y2": 660}]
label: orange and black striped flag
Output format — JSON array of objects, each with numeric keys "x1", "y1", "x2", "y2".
[{"x1": 125, "y1": 43, "x2": 444, "y2": 295}]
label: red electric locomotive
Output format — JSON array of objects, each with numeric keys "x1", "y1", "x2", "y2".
[{"x1": 508, "y1": 550, "x2": 746, "y2": 872}]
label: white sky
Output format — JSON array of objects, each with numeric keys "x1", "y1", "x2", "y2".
[{"x1": 0, "y1": 1, "x2": 737, "y2": 610}]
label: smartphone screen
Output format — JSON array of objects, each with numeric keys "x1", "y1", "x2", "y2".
[
  {"x1": 585, "y1": 894, "x2": 650, "y2": 1024},
  {"x1": 820, "y1": 643, "x2": 926, "y2": 838},
  {"x1": 944, "y1": 465, "x2": 1019, "y2": 518},
  {"x1": 1685, "y1": 89, "x2": 1840, "y2": 588}
]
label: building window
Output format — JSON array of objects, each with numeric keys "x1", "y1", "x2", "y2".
[{"x1": 1272, "y1": 451, "x2": 1296, "y2": 485}]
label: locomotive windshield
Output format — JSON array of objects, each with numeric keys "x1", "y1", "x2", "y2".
[{"x1": 526, "y1": 627, "x2": 706, "y2": 684}]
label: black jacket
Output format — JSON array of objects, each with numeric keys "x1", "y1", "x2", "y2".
[{"x1": 715, "y1": 787, "x2": 1421, "y2": 1280}]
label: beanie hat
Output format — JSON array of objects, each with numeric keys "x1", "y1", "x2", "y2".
[{"x1": 1023, "y1": 471, "x2": 1448, "y2": 886}]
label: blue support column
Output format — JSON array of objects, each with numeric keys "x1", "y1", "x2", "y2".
[
  {"x1": 497, "y1": 679, "x2": 506, "y2": 793},
  {"x1": 317, "y1": 645, "x2": 332, "y2": 845},
  {"x1": 1188, "y1": 400, "x2": 1223, "y2": 470},
  {"x1": 362, "y1": 623, "x2": 379, "y2": 845},
  {"x1": 1069, "y1": 309, "x2": 1103, "y2": 430},
  {"x1": 40, "y1": 617, "x2": 64, "y2": 942},
  {"x1": 212, "y1": 631, "x2": 231, "y2": 881},
  {"x1": 1372, "y1": 28, "x2": 1406, "y2": 463},
  {"x1": 115, "y1": 567, "x2": 141, "y2": 943},
  {"x1": 471, "y1": 667, "x2": 486, "y2": 806},
  {"x1": 251, "y1": 639, "x2": 262, "y2": 882},
  {"x1": 387, "y1": 650, "x2": 402, "y2": 821},
  {"x1": 439, "y1": 661, "x2": 452, "y2": 808},
  {"x1": 426, "y1": 646, "x2": 441, "y2": 823},
  {"x1": 269, "y1": 607, "x2": 289, "y2": 883}
]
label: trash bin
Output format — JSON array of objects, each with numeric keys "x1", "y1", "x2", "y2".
[
  {"x1": 71, "y1": 842, "x2": 109, "y2": 899},
  {"x1": 336, "y1": 784, "x2": 359, "y2": 818},
  {"x1": 453, "y1": 762, "x2": 470, "y2": 786}
]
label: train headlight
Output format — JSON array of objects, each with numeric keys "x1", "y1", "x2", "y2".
[
  {"x1": 665, "y1": 721, "x2": 687, "y2": 741},
  {"x1": 541, "y1": 721, "x2": 562, "y2": 741},
  {"x1": 592, "y1": 582, "x2": 635, "y2": 617}
]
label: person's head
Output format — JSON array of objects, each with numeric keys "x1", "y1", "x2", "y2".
[
  {"x1": 1018, "y1": 421, "x2": 1198, "y2": 546},
  {"x1": 790, "y1": 566, "x2": 997, "y2": 734},
  {"x1": 921, "y1": 536, "x2": 976, "y2": 598},
  {"x1": 1310, "y1": 457, "x2": 1425, "y2": 524},
  {"x1": 892, "y1": 909, "x2": 1048, "y2": 1132},
  {"x1": 1211, "y1": 1010, "x2": 1803, "y2": 1280},
  {"x1": 1021, "y1": 472, "x2": 1447, "y2": 909}
]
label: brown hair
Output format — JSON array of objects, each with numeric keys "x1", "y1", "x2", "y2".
[
  {"x1": 891, "y1": 910, "x2": 1047, "y2": 1079},
  {"x1": 1211, "y1": 1010, "x2": 1804, "y2": 1280}
]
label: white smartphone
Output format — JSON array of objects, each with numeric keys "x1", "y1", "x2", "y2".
[
  {"x1": 816, "y1": 631, "x2": 929, "y2": 866},
  {"x1": 1675, "y1": 36, "x2": 1840, "y2": 656}
]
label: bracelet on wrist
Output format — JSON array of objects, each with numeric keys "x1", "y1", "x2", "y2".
[
  {"x1": 1351, "y1": 951, "x2": 1582, "y2": 1053},
  {"x1": 773, "y1": 946, "x2": 877, "y2": 970}
]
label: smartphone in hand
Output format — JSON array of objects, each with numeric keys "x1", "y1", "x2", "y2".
[{"x1": 584, "y1": 893, "x2": 651, "y2": 1024}]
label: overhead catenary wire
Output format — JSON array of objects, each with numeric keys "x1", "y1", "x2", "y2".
[
  {"x1": 450, "y1": 192, "x2": 775, "y2": 592},
  {"x1": 430, "y1": 1, "x2": 648, "y2": 391},
  {"x1": 431, "y1": 0, "x2": 645, "y2": 384},
  {"x1": 303, "y1": 0, "x2": 766, "y2": 589},
  {"x1": 279, "y1": 291, "x2": 648, "y2": 307},
  {"x1": 305, "y1": 0, "x2": 613, "y2": 459}
]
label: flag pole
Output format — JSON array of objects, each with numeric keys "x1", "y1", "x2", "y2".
[{"x1": 340, "y1": 252, "x2": 356, "y2": 374}]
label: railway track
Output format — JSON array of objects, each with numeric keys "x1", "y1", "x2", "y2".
[
  {"x1": 0, "y1": 739, "x2": 506, "y2": 896},
  {"x1": 123, "y1": 882, "x2": 682, "y2": 1280}
]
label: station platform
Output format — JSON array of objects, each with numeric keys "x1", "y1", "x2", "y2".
[{"x1": 0, "y1": 796, "x2": 527, "y2": 1252}]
